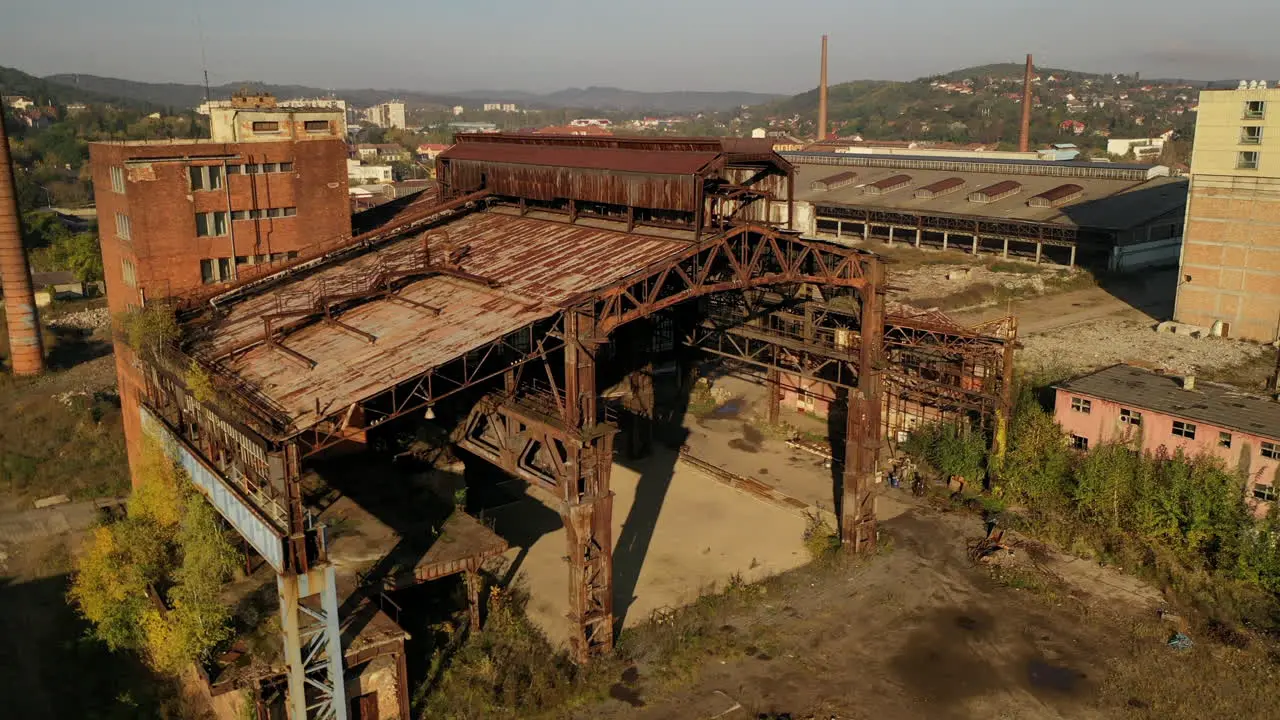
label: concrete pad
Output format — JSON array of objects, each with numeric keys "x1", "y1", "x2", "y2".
[{"x1": 488, "y1": 447, "x2": 810, "y2": 647}]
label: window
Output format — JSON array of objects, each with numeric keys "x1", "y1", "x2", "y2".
[
  {"x1": 244, "y1": 163, "x2": 260, "y2": 174},
  {"x1": 195, "y1": 211, "x2": 228, "y2": 237},
  {"x1": 251, "y1": 121, "x2": 280, "y2": 133},
  {"x1": 1238, "y1": 151, "x2": 1259, "y2": 170},
  {"x1": 304, "y1": 120, "x2": 330, "y2": 133},
  {"x1": 231, "y1": 210, "x2": 250, "y2": 221},
  {"x1": 110, "y1": 166, "x2": 126, "y2": 193},
  {"x1": 120, "y1": 257, "x2": 137, "y2": 288},
  {"x1": 1242, "y1": 126, "x2": 1264, "y2": 145},
  {"x1": 189, "y1": 165, "x2": 224, "y2": 192},
  {"x1": 1173, "y1": 421, "x2": 1197, "y2": 439},
  {"x1": 200, "y1": 258, "x2": 235, "y2": 284},
  {"x1": 227, "y1": 164, "x2": 242, "y2": 175},
  {"x1": 1245, "y1": 100, "x2": 1266, "y2": 119},
  {"x1": 218, "y1": 258, "x2": 232, "y2": 281},
  {"x1": 283, "y1": 206, "x2": 296, "y2": 217},
  {"x1": 1072, "y1": 435, "x2": 1089, "y2": 451},
  {"x1": 1219, "y1": 431, "x2": 1233, "y2": 449},
  {"x1": 262, "y1": 162, "x2": 279, "y2": 173},
  {"x1": 114, "y1": 212, "x2": 131, "y2": 240},
  {"x1": 1253, "y1": 483, "x2": 1277, "y2": 502},
  {"x1": 1263, "y1": 442, "x2": 1280, "y2": 460},
  {"x1": 1120, "y1": 408, "x2": 1142, "y2": 426},
  {"x1": 1071, "y1": 397, "x2": 1092, "y2": 414},
  {"x1": 279, "y1": 161, "x2": 294, "y2": 172},
  {"x1": 200, "y1": 259, "x2": 215, "y2": 284}
]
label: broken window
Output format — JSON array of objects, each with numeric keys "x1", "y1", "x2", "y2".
[
  {"x1": 195, "y1": 211, "x2": 228, "y2": 237},
  {"x1": 1253, "y1": 483, "x2": 1277, "y2": 502},
  {"x1": 304, "y1": 120, "x2": 330, "y2": 133},
  {"x1": 1241, "y1": 126, "x2": 1264, "y2": 144},
  {"x1": 1071, "y1": 435, "x2": 1089, "y2": 451},
  {"x1": 1245, "y1": 100, "x2": 1266, "y2": 119},
  {"x1": 1238, "y1": 151, "x2": 1260, "y2": 170},
  {"x1": 1263, "y1": 442, "x2": 1280, "y2": 460},
  {"x1": 189, "y1": 165, "x2": 224, "y2": 192},
  {"x1": 1219, "y1": 432, "x2": 1233, "y2": 448},
  {"x1": 1120, "y1": 408, "x2": 1142, "y2": 426},
  {"x1": 1070, "y1": 397, "x2": 1091, "y2": 414},
  {"x1": 252, "y1": 121, "x2": 280, "y2": 133},
  {"x1": 1173, "y1": 421, "x2": 1196, "y2": 439}
]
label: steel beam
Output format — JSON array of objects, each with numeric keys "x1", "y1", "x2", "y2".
[
  {"x1": 843, "y1": 259, "x2": 884, "y2": 552},
  {"x1": 279, "y1": 565, "x2": 348, "y2": 720}
]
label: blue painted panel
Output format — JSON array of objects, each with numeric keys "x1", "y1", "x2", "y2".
[{"x1": 140, "y1": 407, "x2": 287, "y2": 572}]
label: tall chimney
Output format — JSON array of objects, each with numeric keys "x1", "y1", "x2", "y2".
[
  {"x1": 1019, "y1": 53, "x2": 1034, "y2": 153},
  {"x1": 0, "y1": 106, "x2": 45, "y2": 376},
  {"x1": 818, "y1": 35, "x2": 829, "y2": 142}
]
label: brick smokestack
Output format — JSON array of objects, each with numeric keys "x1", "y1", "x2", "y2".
[
  {"x1": 818, "y1": 35, "x2": 829, "y2": 142},
  {"x1": 1019, "y1": 53, "x2": 1034, "y2": 153},
  {"x1": 0, "y1": 106, "x2": 45, "y2": 376}
]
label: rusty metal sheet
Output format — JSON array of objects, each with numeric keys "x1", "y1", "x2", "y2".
[
  {"x1": 197, "y1": 212, "x2": 688, "y2": 427},
  {"x1": 441, "y1": 142, "x2": 719, "y2": 175}
]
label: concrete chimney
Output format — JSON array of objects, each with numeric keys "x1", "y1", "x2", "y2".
[
  {"x1": 0, "y1": 106, "x2": 45, "y2": 376},
  {"x1": 1182, "y1": 375, "x2": 1196, "y2": 391},
  {"x1": 1019, "y1": 54, "x2": 1034, "y2": 153},
  {"x1": 818, "y1": 35, "x2": 829, "y2": 142}
]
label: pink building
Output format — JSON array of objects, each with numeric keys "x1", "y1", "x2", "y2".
[{"x1": 1054, "y1": 365, "x2": 1280, "y2": 513}]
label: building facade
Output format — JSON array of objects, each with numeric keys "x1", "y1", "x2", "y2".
[
  {"x1": 1174, "y1": 84, "x2": 1280, "y2": 342},
  {"x1": 88, "y1": 101, "x2": 351, "y2": 480},
  {"x1": 362, "y1": 101, "x2": 406, "y2": 129},
  {"x1": 1054, "y1": 365, "x2": 1280, "y2": 513}
]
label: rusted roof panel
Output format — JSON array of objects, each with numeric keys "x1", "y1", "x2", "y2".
[
  {"x1": 810, "y1": 171, "x2": 858, "y2": 191},
  {"x1": 914, "y1": 177, "x2": 966, "y2": 199},
  {"x1": 968, "y1": 180, "x2": 1022, "y2": 203},
  {"x1": 196, "y1": 211, "x2": 687, "y2": 429},
  {"x1": 864, "y1": 174, "x2": 912, "y2": 195},
  {"x1": 441, "y1": 142, "x2": 719, "y2": 175},
  {"x1": 1028, "y1": 183, "x2": 1084, "y2": 207}
]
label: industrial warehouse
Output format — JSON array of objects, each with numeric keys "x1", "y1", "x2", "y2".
[{"x1": 787, "y1": 152, "x2": 1189, "y2": 270}]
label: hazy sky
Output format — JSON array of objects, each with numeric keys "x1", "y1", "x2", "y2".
[{"x1": 2, "y1": 0, "x2": 1276, "y2": 94}]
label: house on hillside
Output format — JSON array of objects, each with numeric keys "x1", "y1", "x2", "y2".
[
  {"x1": 3, "y1": 95, "x2": 34, "y2": 111},
  {"x1": 1054, "y1": 365, "x2": 1280, "y2": 514},
  {"x1": 1060, "y1": 119, "x2": 1086, "y2": 135}
]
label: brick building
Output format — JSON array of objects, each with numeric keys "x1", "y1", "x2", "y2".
[
  {"x1": 88, "y1": 97, "x2": 351, "y2": 481},
  {"x1": 1175, "y1": 83, "x2": 1280, "y2": 342},
  {"x1": 1054, "y1": 364, "x2": 1280, "y2": 513}
]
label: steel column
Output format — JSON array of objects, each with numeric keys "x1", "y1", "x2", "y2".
[
  {"x1": 278, "y1": 565, "x2": 348, "y2": 720},
  {"x1": 842, "y1": 258, "x2": 884, "y2": 552}
]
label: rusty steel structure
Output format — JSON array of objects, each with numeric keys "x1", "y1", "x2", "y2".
[
  {"x1": 0, "y1": 105, "x2": 44, "y2": 376},
  {"x1": 122, "y1": 134, "x2": 1016, "y2": 715}
]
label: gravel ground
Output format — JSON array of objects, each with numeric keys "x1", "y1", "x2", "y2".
[
  {"x1": 1019, "y1": 317, "x2": 1270, "y2": 375},
  {"x1": 46, "y1": 307, "x2": 111, "y2": 331},
  {"x1": 894, "y1": 263, "x2": 1069, "y2": 302}
]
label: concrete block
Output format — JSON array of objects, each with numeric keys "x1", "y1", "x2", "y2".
[{"x1": 33, "y1": 494, "x2": 71, "y2": 509}]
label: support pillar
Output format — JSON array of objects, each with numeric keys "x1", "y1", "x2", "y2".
[
  {"x1": 971, "y1": 233, "x2": 980, "y2": 255},
  {"x1": 991, "y1": 321, "x2": 1018, "y2": 471},
  {"x1": 279, "y1": 565, "x2": 348, "y2": 720},
  {"x1": 842, "y1": 259, "x2": 884, "y2": 552},
  {"x1": 862, "y1": 221, "x2": 869, "y2": 242},
  {"x1": 767, "y1": 367, "x2": 781, "y2": 425},
  {"x1": 562, "y1": 311, "x2": 616, "y2": 663},
  {"x1": 836, "y1": 220, "x2": 842, "y2": 238},
  {"x1": 1068, "y1": 244, "x2": 1077, "y2": 268},
  {"x1": 465, "y1": 569, "x2": 483, "y2": 629},
  {"x1": 1035, "y1": 242, "x2": 1043, "y2": 264},
  {"x1": 626, "y1": 367, "x2": 654, "y2": 458},
  {"x1": 887, "y1": 226, "x2": 894, "y2": 247},
  {"x1": 1002, "y1": 237, "x2": 1009, "y2": 258},
  {"x1": 915, "y1": 219, "x2": 923, "y2": 248},
  {"x1": 942, "y1": 232, "x2": 949, "y2": 251}
]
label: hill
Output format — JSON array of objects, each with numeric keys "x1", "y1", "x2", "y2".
[
  {"x1": 936, "y1": 63, "x2": 1106, "y2": 82},
  {"x1": 43, "y1": 73, "x2": 780, "y2": 113},
  {"x1": 0, "y1": 66, "x2": 149, "y2": 108}
]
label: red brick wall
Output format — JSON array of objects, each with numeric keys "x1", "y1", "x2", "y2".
[
  {"x1": 1054, "y1": 388, "x2": 1280, "y2": 515},
  {"x1": 88, "y1": 137, "x2": 350, "y2": 486}
]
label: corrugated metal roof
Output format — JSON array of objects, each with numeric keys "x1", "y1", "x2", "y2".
[
  {"x1": 1056, "y1": 365, "x2": 1280, "y2": 440},
  {"x1": 795, "y1": 161, "x2": 1187, "y2": 230},
  {"x1": 915, "y1": 177, "x2": 966, "y2": 199},
  {"x1": 1028, "y1": 184, "x2": 1084, "y2": 207},
  {"x1": 196, "y1": 211, "x2": 688, "y2": 430},
  {"x1": 440, "y1": 142, "x2": 720, "y2": 175}
]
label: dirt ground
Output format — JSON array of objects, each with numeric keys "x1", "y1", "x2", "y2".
[{"x1": 486, "y1": 449, "x2": 811, "y2": 646}]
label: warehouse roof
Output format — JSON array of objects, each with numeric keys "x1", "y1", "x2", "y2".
[
  {"x1": 193, "y1": 209, "x2": 689, "y2": 432},
  {"x1": 1056, "y1": 365, "x2": 1280, "y2": 440},
  {"x1": 793, "y1": 160, "x2": 1187, "y2": 231}
]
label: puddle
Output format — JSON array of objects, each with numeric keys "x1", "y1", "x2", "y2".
[
  {"x1": 713, "y1": 398, "x2": 746, "y2": 418},
  {"x1": 609, "y1": 683, "x2": 645, "y2": 707},
  {"x1": 1027, "y1": 660, "x2": 1084, "y2": 693}
]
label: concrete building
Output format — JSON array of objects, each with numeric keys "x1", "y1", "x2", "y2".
[
  {"x1": 482, "y1": 103, "x2": 518, "y2": 112},
  {"x1": 362, "y1": 100, "x2": 407, "y2": 129},
  {"x1": 206, "y1": 93, "x2": 347, "y2": 143},
  {"x1": 88, "y1": 98, "x2": 351, "y2": 476},
  {"x1": 347, "y1": 158, "x2": 394, "y2": 184},
  {"x1": 1174, "y1": 83, "x2": 1280, "y2": 342},
  {"x1": 1054, "y1": 365, "x2": 1280, "y2": 513},
  {"x1": 198, "y1": 96, "x2": 348, "y2": 136},
  {"x1": 452, "y1": 105, "x2": 464, "y2": 116},
  {"x1": 1107, "y1": 137, "x2": 1167, "y2": 159}
]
